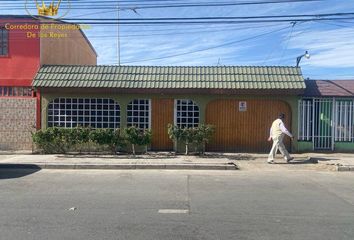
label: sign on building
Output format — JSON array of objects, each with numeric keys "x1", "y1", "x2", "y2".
[{"x1": 239, "y1": 101, "x2": 247, "y2": 112}]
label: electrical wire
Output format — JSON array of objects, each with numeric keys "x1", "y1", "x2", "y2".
[{"x1": 121, "y1": 25, "x2": 290, "y2": 64}]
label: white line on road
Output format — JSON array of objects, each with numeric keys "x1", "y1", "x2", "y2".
[{"x1": 158, "y1": 209, "x2": 189, "y2": 214}]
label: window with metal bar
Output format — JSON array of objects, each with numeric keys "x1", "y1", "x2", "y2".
[
  {"x1": 175, "y1": 99, "x2": 199, "y2": 128},
  {"x1": 0, "y1": 87, "x2": 32, "y2": 97},
  {"x1": 334, "y1": 100, "x2": 353, "y2": 142},
  {"x1": 127, "y1": 99, "x2": 150, "y2": 129},
  {"x1": 0, "y1": 28, "x2": 8, "y2": 56},
  {"x1": 298, "y1": 99, "x2": 313, "y2": 141},
  {"x1": 47, "y1": 98, "x2": 120, "y2": 129}
]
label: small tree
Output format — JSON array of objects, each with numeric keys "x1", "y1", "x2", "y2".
[
  {"x1": 193, "y1": 124, "x2": 215, "y2": 155},
  {"x1": 168, "y1": 124, "x2": 197, "y2": 155},
  {"x1": 124, "y1": 126, "x2": 152, "y2": 155},
  {"x1": 181, "y1": 127, "x2": 197, "y2": 155},
  {"x1": 168, "y1": 124, "x2": 184, "y2": 153}
]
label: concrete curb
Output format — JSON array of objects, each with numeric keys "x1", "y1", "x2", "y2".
[
  {"x1": 337, "y1": 166, "x2": 354, "y2": 172},
  {"x1": 0, "y1": 163, "x2": 239, "y2": 171}
]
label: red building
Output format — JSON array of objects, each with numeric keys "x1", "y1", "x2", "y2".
[{"x1": 0, "y1": 15, "x2": 97, "y2": 150}]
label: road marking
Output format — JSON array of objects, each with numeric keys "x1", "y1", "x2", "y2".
[{"x1": 158, "y1": 209, "x2": 189, "y2": 214}]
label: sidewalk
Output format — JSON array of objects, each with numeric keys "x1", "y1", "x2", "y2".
[{"x1": 0, "y1": 152, "x2": 353, "y2": 171}]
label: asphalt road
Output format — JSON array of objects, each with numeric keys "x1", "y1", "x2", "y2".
[{"x1": 0, "y1": 169, "x2": 353, "y2": 240}]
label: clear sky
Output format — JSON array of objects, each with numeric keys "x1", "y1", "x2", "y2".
[{"x1": 1, "y1": 0, "x2": 354, "y2": 80}]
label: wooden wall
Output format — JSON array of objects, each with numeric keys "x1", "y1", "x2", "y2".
[
  {"x1": 151, "y1": 99, "x2": 174, "y2": 151},
  {"x1": 206, "y1": 99, "x2": 292, "y2": 152}
]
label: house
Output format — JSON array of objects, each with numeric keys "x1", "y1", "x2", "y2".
[
  {"x1": 32, "y1": 65, "x2": 306, "y2": 153},
  {"x1": 298, "y1": 80, "x2": 354, "y2": 152},
  {"x1": 0, "y1": 15, "x2": 97, "y2": 150}
]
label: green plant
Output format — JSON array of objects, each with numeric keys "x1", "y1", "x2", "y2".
[
  {"x1": 167, "y1": 124, "x2": 184, "y2": 142},
  {"x1": 167, "y1": 124, "x2": 215, "y2": 155},
  {"x1": 32, "y1": 127, "x2": 71, "y2": 154},
  {"x1": 32, "y1": 127, "x2": 126, "y2": 154},
  {"x1": 168, "y1": 124, "x2": 197, "y2": 155},
  {"x1": 193, "y1": 124, "x2": 215, "y2": 155},
  {"x1": 89, "y1": 128, "x2": 126, "y2": 154},
  {"x1": 124, "y1": 126, "x2": 152, "y2": 155}
]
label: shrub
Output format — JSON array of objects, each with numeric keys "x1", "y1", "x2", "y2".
[
  {"x1": 168, "y1": 124, "x2": 215, "y2": 155},
  {"x1": 193, "y1": 124, "x2": 215, "y2": 155},
  {"x1": 124, "y1": 126, "x2": 152, "y2": 155},
  {"x1": 32, "y1": 127, "x2": 125, "y2": 154},
  {"x1": 89, "y1": 128, "x2": 125, "y2": 153},
  {"x1": 32, "y1": 127, "x2": 71, "y2": 154}
]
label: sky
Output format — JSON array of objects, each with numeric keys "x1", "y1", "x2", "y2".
[{"x1": 1, "y1": 0, "x2": 354, "y2": 80}]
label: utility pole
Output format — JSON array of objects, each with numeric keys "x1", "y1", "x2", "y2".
[{"x1": 117, "y1": 2, "x2": 121, "y2": 65}]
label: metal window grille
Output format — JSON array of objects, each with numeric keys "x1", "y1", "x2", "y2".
[
  {"x1": 127, "y1": 99, "x2": 151, "y2": 129},
  {"x1": 0, "y1": 28, "x2": 8, "y2": 56},
  {"x1": 298, "y1": 99, "x2": 313, "y2": 141},
  {"x1": 313, "y1": 98, "x2": 333, "y2": 150},
  {"x1": 175, "y1": 99, "x2": 199, "y2": 128},
  {"x1": 0, "y1": 87, "x2": 32, "y2": 97},
  {"x1": 47, "y1": 98, "x2": 120, "y2": 129},
  {"x1": 334, "y1": 100, "x2": 353, "y2": 142}
]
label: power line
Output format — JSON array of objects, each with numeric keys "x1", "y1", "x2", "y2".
[
  {"x1": 121, "y1": 25, "x2": 290, "y2": 64},
  {"x1": 61, "y1": 12, "x2": 354, "y2": 21},
  {"x1": 1, "y1": 0, "x2": 323, "y2": 10}
]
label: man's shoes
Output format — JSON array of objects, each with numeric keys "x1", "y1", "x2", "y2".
[
  {"x1": 267, "y1": 160, "x2": 275, "y2": 164},
  {"x1": 286, "y1": 157, "x2": 294, "y2": 163}
]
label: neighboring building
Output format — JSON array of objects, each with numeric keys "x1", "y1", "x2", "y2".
[
  {"x1": 298, "y1": 80, "x2": 354, "y2": 152},
  {"x1": 33, "y1": 65, "x2": 305, "y2": 153},
  {"x1": 0, "y1": 15, "x2": 97, "y2": 150}
]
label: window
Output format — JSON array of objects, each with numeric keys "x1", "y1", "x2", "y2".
[
  {"x1": 0, "y1": 87, "x2": 32, "y2": 97},
  {"x1": 0, "y1": 28, "x2": 8, "y2": 56},
  {"x1": 47, "y1": 98, "x2": 120, "y2": 129},
  {"x1": 175, "y1": 99, "x2": 199, "y2": 128},
  {"x1": 298, "y1": 99, "x2": 313, "y2": 141},
  {"x1": 334, "y1": 100, "x2": 353, "y2": 142},
  {"x1": 127, "y1": 99, "x2": 151, "y2": 129}
]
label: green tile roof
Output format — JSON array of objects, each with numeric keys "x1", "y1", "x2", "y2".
[{"x1": 33, "y1": 65, "x2": 306, "y2": 90}]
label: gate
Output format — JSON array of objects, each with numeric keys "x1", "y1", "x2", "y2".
[
  {"x1": 206, "y1": 99, "x2": 292, "y2": 152},
  {"x1": 299, "y1": 98, "x2": 334, "y2": 151},
  {"x1": 313, "y1": 99, "x2": 333, "y2": 150}
]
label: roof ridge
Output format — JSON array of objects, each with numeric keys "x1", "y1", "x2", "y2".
[{"x1": 41, "y1": 64, "x2": 300, "y2": 68}]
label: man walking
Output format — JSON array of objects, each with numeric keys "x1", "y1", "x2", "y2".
[{"x1": 267, "y1": 113, "x2": 294, "y2": 164}]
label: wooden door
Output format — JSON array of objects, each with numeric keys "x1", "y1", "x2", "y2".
[
  {"x1": 206, "y1": 99, "x2": 292, "y2": 152},
  {"x1": 151, "y1": 99, "x2": 174, "y2": 151}
]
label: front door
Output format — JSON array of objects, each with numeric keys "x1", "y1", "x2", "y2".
[{"x1": 151, "y1": 99, "x2": 174, "y2": 151}]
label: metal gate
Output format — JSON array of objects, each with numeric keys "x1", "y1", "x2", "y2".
[
  {"x1": 313, "y1": 98, "x2": 333, "y2": 150},
  {"x1": 299, "y1": 98, "x2": 354, "y2": 151}
]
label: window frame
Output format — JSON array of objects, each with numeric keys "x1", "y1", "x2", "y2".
[
  {"x1": 334, "y1": 100, "x2": 354, "y2": 142},
  {"x1": 174, "y1": 99, "x2": 200, "y2": 128},
  {"x1": 0, "y1": 86, "x2": 33, "y2": 98},
  {"x1": 298, "y1": 98, "x2": 313, "y2": 141},
  {"x1": 126, "y1": 99, "x2": 151, "y2": 130},
  {"x1": 47, "y1": 98, "x2": 121, "y2": 129},
  {"x1": 0, "y1": 27, "x2": 9, "y2": 57}
]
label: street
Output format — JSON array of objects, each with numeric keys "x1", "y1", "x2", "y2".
[{"x1": 0, "y1": 169, "x2": 354, "y2": 240}]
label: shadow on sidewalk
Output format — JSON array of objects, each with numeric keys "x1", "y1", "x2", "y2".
[
  {"x1": 275, "y1": 158, "x2": 318, "y2": 164},
  {"x1": 200, "y1": 153, "x2": 256, "y2": 161},
  {"x1": 56, "y1": 153, "x2": 177, "y2": 160},
  {"x1": 0, "y1": 165, "x2": 41, "y2": 180}
]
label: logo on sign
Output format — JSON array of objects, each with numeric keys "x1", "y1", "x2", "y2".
[
  {"x1": 25, "y1": 0, "x2": 71, "y2": 19},
  {"x1": 239, "y1": 101, "x2": 247, "y2": 112}
]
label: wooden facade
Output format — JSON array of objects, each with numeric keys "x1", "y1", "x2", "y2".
[
  {"x1": 206, "y1": 99, "x2": 291, "y2": 152},
  {"x1": 151, "y1": 98, "x2": 174, "y2": 151}
]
